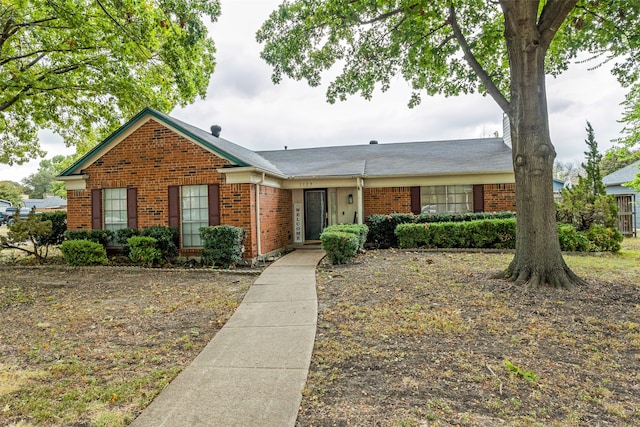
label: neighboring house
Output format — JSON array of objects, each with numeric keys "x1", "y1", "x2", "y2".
[
  {"x1": 553, "y1": 178, "x2": 566, "y2": 200},
  {"x1": 22, "y1": 195, "x2": 68, "y2": 213},
  {"x1": 603, "y1": 160, "x2": 639, "y2": 237},
  {"x1": 58, "y1": 108, "x2": 516, "y2": 261}
]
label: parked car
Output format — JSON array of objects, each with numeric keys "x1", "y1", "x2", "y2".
[
  {"x1": 0, "y1": 212, "x2": 6, "y2": 225},
  {"x1": 4, "y1": 206, "x2": 36, "y2": 224}
]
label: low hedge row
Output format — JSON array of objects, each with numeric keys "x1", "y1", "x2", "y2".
[
  {"x1": 396, "y1": 219, "x2": 516, "y2": 249},
  {"x1": 367, "y1": 212, "x2": 516, "y2": 248},
  {"x1": 396, "y1": 218, "x2": 622, "y2": 252},
  {"x1": 320, "y1": 224, "x2": 369, "y2": 265}
]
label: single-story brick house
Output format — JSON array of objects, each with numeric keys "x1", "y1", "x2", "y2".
[{"x1": 58, "y1": 107, "x2": 516, "y2": 261}]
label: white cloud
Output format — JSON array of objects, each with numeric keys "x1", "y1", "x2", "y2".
[{"x1": 0, "y1": 0, "x2": 628, "y2": 182}]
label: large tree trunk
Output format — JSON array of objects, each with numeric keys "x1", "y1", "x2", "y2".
[{"x1": 501, "y1": 3, "x2": 585, "y2": 289}]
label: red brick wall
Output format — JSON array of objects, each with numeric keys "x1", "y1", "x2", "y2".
[
  {"x1": 360, "y1": 184, "x2": 516, "y2": 216},
  {"x1": 483, "y1": 183, "x2": 516, "y2": 212},
  {"x1": 66, "y1": 119, "x2": 269, "y2": 258},
  {"x1": 258, "y1": 185, "x2": 293, "y2": 254},
  {"x1": 364, "y1": 187, "x2": 412, "y2": 218}
]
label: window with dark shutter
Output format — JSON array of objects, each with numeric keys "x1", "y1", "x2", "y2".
[
  {"x1": 473, "y1": 185, "x2": 485, "y2": 213},
  {"x1": 208, "y1": 184, "x2": 220, "y2": 226},
  {"x1": 127, "y1": 188, "x2": 138, "y2": 228},
  {"x1": 410, "y1": 186, "x2": 421, "y2": 215},
  {"x1": 168, "y1": 186, "x2": 180, "y2": 228},
  {"x1": 91, "y1": 189, "x2": 102, "y2": 230}
]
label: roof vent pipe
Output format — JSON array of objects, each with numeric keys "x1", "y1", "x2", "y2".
[
  {"x1": 211, "y1": 125, "x2": 222, "y2": 137},
  {"x1": 369, "y1": 140, "x2": 378, "y2": 144}
]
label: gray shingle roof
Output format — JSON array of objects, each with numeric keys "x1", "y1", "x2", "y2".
[
  {"x1": 257, "y1": 138, "x2": 512, "y2": 177},
  {"x1": 60, "y1": 108, "x2": 283, "y2": 177},
  {"x1": 602, "y1": 160, "x2": 640, "y2": 186}
]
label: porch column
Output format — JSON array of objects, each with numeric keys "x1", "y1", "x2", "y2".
[{"x1": 356, "y1": 177, "x2": 364, "y2": 225}]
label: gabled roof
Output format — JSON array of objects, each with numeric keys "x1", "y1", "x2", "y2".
[
  {"x1": 257, "y1": 138, "x2": 513, "y2": 177},
  {"x1": 602, "y1": 160, "x2": 640, "y2": 186},
  {"x1": 59, "y1": 108, "x2": 282, "y2": 177}
]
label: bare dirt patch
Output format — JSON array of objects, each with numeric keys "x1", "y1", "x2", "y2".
[
  {"x1": 297, "y1": 239, "x2": 640, "y2": 426},
  {"x1": 0, "y1": 267, "x2": 256, "y2": 426}
]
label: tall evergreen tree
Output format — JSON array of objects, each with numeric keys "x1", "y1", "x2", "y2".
[{"x1": 579, "y1": 121, "x2": 606, "y2": 200}]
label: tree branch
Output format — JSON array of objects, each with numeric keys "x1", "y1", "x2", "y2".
[
  {"x1": 538, "y1": 0, "x2": 578, "y2": 49},
  {"x1": 448, "y1": 4, "x2": 510, "y2": 114}
]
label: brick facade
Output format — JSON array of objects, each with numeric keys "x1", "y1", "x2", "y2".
[
  {"x1": 483, "y1": 183, "x2": 516, "y2": 212},
  {"x1": 362, "y1": 184, "x2": 516, "y2": 217},
  {"x1": 66, "y1": 119, "x2": 279, "y2": 259},
  {"x1": 258, "y1": 185, "x2": 293, "y2": 254},
  {"x1": 363, "y1": 187, "x2": 412, "y2": 218}
]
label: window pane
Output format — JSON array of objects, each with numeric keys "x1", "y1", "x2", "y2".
[
  {"x1": 181, "y1": 185, "x2": 208, "y2": 248},
  {"x1": 104, "y1": 188, "x2": 127, "y2": 233},
  {"x1": 420, "y1": 185, "x2": 474, "y2": 214}
]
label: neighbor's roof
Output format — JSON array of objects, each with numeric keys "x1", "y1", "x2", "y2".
[
  {"x1": 257, "y1": 138, "x2": 513, "y2": 177},
  {"x1": 59, "y1": 108, "x2": 283, "y2": 177},
  {"x1": 602, "y1": 160, "x2": 640, "y2": 186},
  {"x1": 22, "y1": 196, "x2": 68, "y2": 209}
]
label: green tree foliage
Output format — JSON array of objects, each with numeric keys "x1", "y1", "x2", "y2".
[
  {"x1": 257, "y1": 1, "x2": 639, "y2": 288},
  {"x1": 0, "y1": 0, "x2": 220, "y2": 165},
  {"x1": 0, "y1": 180, "x2": 23, "y2": 206},
  {"x1": 20, "y1": 154, "x2": 78, "y2": 198},
  {"x1": 0, "y1": 210, "x2": 53, "y2": 261},
  {"x1": 600, "y1": 145, "x2": 640, "y2": 176},
  {"x1": 557, "y1": 123, "x2": 617, "y2": 231}
]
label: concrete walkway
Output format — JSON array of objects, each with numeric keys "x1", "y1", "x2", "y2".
[{"x1": 130, "y1": 248, "x2": 326, "y2": 427}]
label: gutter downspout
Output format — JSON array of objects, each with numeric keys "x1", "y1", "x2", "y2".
[
  {"x1": 357, "y1": 177, "x2": 364, "y2": 225},
  {"x1": 256, "y1": 173, "x2": 265, "y2": 257}
]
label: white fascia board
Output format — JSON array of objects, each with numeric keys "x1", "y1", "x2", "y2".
[
  {"x1": 56, "y1": 174, "x2": 89, "y2": 190},
  {"x1": 217, "y1": 167, "x2": 285, "y2": 188}
]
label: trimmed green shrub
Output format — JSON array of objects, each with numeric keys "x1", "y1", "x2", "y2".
[
  {"x1": 60, "y1": 239, "x2": 108, "y2": 266},
  {"x1": 200, "y1": 225, "x2": 246, "y2": 268},
  {"x1": 128, "y1": 236, "x2": 163, "y2": 266},
  {"x1": 65, "y1": 229, "x2": 114, "y2": 247},
  {"x1": 35, "y1": 211, "x2": 67, "y2": 246},
  {"x1": 585, "y1": 223, "x2": 623, "y2": 252},
  {"x1": 141, "y1": 226, "x2": 178, "y2": 262},
  {"x1": 320, "y1": 230, "x2": 360, "y2": 264},
  {"x1": 414, "y1": 211, "x2": 515, "y2": 224},
  {"x1": 114, "y1": 227, "x2": 141, "y2": 255},
  {"x1": 323, "y1": 224, "x2": 369, "y2": 249},
  {"x1": 396, "y1": 218, "x2": 517, "y2": 250},
  {"x1": 366, "y1": 213, "x2": 414, "y2": 248},
  {"x1": 557, "y1": 224, "x2": 590, "y2": 252}
]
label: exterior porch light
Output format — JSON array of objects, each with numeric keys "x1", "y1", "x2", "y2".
[{"x1": 348, "y1": 194, "x2": 353, "y2": 204}]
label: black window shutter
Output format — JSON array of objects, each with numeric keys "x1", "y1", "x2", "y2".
[
  {"x1": 208, "y1": 184, "x2": 220, "y2": 226},
  {"x1": 127, "y1": 187, "x2": 138, "y2": 228},
  {"x1": 168, "y1": 186, "x2": 180, "y2": 228},
  {"x1": 91, "y1": 189, "x2": 102, "y2": 230},
  {"x1": 410, "y1": 186, "x2": 421, "y2": 215},
  {"x1": 473, "y1": 185, "x2": 485, "y2": 213}
]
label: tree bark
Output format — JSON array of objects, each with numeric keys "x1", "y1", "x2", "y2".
[{"x1": 501, "y1": 2, "x2": 586, "y2": 289}]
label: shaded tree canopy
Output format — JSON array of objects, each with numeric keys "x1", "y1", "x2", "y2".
[
  {"x1": 258, "y1": 0, "x2": 639, "y2": 288},
  {"x1": 0, "y1": 0, "x2": 220, "y2": 165}
]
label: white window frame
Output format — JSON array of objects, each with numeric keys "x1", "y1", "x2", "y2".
[
  {"x1": 103, "y1": 188, "x2": 127, "y2": 232},
  {"x1": 181, "y1": 184, "x2": 209, "y2": 248},
  {"x1": 420, "y1": 185, "x2": 473, "y2": 214}
]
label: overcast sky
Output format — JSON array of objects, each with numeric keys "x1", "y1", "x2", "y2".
[{"x1": 0, "y1": 0, "x2": 629, "y2": 182}]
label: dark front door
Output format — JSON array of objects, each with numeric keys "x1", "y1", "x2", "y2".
[{"x1": 305, "y1": 190, "x2": 327, "y2": 240}]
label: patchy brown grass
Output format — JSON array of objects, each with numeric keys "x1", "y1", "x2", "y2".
[
  {"x1": 0, "y1": 267, "x2": 255, "y2": 426},
  {"x1": 297, "y1": 238, "x2": 640, "y2": 427}
]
